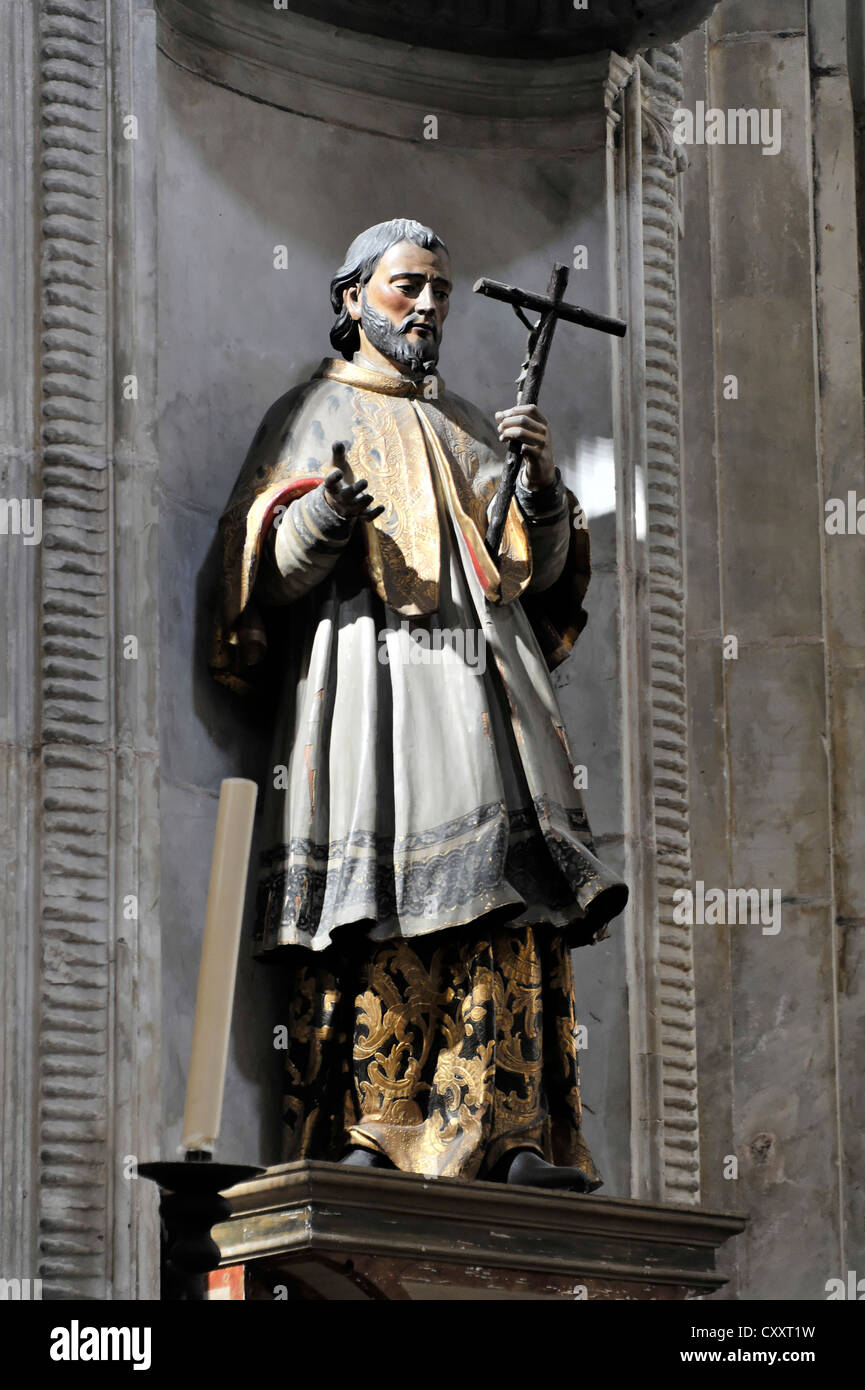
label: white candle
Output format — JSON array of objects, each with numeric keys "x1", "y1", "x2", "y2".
[{"x1": 182, "y1": 778, "x2": 258, "y2": 1153}]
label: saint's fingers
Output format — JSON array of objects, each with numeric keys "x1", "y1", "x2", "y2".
[
  {"x1": 497, "y1": 413, "x2": 546, "y2": 429},
  {"x1": 497, "y1": 425, "x2": 547, "y2": 445},
  {"x1": 495, "y1": 406, "x2": 546, "y2": 424}
]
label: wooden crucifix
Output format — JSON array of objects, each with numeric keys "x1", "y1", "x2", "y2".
[{"x1": 474, "y1": 263, "x2": 627, "y2": 558}]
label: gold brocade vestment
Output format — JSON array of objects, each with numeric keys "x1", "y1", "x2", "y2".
[{"x1": 211, "y1": 356, "x2": 628, "y2": 1182}]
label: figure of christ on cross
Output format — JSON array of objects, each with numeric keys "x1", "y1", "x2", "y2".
[{"x1": 211, "y1": 219, "x2": 629, "y2": 1191}]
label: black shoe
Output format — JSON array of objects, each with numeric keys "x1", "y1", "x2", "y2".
[
  {"x1": 338, "y1": 1146, "x2": 394, "y2": 1169},
  {"x1": 495, "y1": 1148, "x2": 601, "y2": 1194}
]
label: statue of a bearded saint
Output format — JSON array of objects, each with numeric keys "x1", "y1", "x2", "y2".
[{"x1": 211, "y1": 219, "x2": 629, "y2": 1192}]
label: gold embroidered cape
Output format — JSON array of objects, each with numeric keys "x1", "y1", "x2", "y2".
[{"x1": 210, "y1": 357, "x2": 591, "y2": 694}]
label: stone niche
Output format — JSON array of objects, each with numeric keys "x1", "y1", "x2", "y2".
[
  {"x1": 156, "y1": 0, "x2": 629, "y2": 1186},
  {"x1": 155, "y1": 0, "x2": 722, "y2": 1279}
]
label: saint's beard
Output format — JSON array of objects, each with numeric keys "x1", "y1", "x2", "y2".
[{"x1": 360, "y1": 298, "x2": 440, "y2": 374}]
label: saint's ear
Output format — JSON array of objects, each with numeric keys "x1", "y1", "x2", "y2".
[{"x1": 343, "y1": 282, "x2": 362, "y2": 322}]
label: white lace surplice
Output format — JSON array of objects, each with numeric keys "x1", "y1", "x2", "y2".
[{"x1": 252, "y1": 398, "x2": 625, "y2": 954}]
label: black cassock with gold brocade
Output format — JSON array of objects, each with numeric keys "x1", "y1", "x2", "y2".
[{"x1": 211, "y1": 355, "x2": 628, "y2": 1185}]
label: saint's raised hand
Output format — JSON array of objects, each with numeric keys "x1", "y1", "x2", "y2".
[
  {"x1": 494, "y1": 402, "x2": 556, "y2": 489},
  {"x1": 323, "y1": 443, "x2": 384, "y2": 522}
]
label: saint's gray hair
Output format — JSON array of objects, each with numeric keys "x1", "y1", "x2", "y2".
[{"x1": 329, "y1": 219, "x2": 449, "y2": 359}]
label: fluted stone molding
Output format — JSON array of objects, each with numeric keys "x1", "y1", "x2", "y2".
[
  {"x1": 606, "y1": 45, "x2": 699, "y2": 1205},
  {"x1": 606, "y1": 50, "x2": 665, "y2": 1204},
  {"x1": 638, "y1": 46, "x2": 700, "y2": 1205},
  {"x1": 22, "y1": 0, "x2": 161, "y2": 1299},
  {"x1": 0, "y1": 0, "x2": 40, "y2": 1294}
]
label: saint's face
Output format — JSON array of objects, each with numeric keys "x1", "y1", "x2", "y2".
[{"x1": 347, "y1": 239, "x2": 452, "y2": 373}]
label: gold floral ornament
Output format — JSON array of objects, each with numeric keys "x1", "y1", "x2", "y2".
[{"x1": 279, "y1": 925, "x2": 602, "y2": 1189}]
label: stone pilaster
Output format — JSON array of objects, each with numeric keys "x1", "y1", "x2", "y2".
[
  {"x1": 0, "y1": 0, "x2": 162, "y2": 1301},
  {"x1": 639, "y1": 46, "x2": 701, "y2": 1206},
  {"x1": 606, "y1": 46, "x2": 700, "y2": 1205}
]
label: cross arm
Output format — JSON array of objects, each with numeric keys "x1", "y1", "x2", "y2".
[{"x1": 473, "y1": 277, "x2": 627, "y2": 338}]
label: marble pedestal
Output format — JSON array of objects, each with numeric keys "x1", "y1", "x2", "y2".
[{"x1": 206, "y1": 1161, "x2": 745, "y2": 1301}]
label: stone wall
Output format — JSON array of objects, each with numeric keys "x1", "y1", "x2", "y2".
[
  {"x1": 1, "y1": 0, "x2": 162, "y2": 1300},
  {"x1": 679, "y1": 0, "x2": 865, "y2": 1299}
]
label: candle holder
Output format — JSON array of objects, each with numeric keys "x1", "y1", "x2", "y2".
[{"x1": 138, "y1": 1154, "x2": 264, "y2": 1300}]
